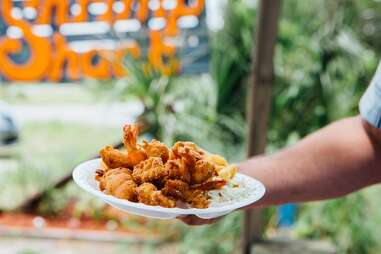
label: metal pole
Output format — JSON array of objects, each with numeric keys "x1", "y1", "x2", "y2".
[{"x1": 242, "y1": 0, "x2": 281, "y2": 253}]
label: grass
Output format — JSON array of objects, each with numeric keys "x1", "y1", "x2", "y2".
[
  {"x1": 0, "y1": 121, "x2": 120, "y2": 210},
  {"x1": 294, "y1": 185, "x2": 381, "y2": 254}
]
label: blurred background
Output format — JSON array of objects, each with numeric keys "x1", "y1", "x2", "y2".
[{"x1": 0, "y1": 0, "x2": 381, "y2": 253}]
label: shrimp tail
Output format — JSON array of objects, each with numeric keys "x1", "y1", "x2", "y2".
[{"x1": 123, "y1": 124, "x2": 142, "y2": 152}]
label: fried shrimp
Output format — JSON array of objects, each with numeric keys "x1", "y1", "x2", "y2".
[
  {"x1": 136, "y1": 183, "x2": 175, "y2": 208},
  {"x1": 132, "y1": 157, "x2": 168, "y2": 184},
  {"x1": 185, "y1": 189, "x2": 209, "y2": 208},
  {"x1": 171, "y1": 141, "x2": 204, "y2": 166},
  {"x1": 100, "y1": 145, "x2": 131, "y2": 169},
  {"x1": 123, "y1": 124, "x2": 147, "y2": 166},
  {"x1": 162, "y1": 179, "x2": 190, "y2": 200},
  {"x1": 142, "y1": 139, "x2": 170, "y2": 163},
  {"x1": 96, "y1": 167, "x2": 137, "y2": 201},
  {"x1": 96, "y1": 124, "x2": 234, "y2": 209},
  {"x1": 164, "y1": 159, "x2": 191, "y2": 183},
  {"x1": 162, "y1": 179, "x2": 209, "y2": 208},
  {"x1": 190, "y1": 159, "x2": 216, "y2": 184},
  {"x1": 192, "y1": 177, "x2": 227, "y2": 191}
]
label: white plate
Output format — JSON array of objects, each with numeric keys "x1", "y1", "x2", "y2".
[{"x1": 73, "y1": 158, "x2": 266, "y2": 219}]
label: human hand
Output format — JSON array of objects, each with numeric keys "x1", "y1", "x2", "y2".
[{"x1": 177, "y1": 215, "x2": 224, "y2": 226}]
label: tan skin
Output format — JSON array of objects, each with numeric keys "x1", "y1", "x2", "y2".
[{"x1": 179, "y1": 116, "x2": 381, "y2": 225}]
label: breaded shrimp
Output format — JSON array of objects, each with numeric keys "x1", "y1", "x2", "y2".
[
  {"x1": 123, "y1": 124, "x2": 147, "y2": 166},
  {"x1": 100, "y1": 145, "x2": 131, "y2": 169},
  {"x1": 190, "y1": 159, "x2": 216, "y2": 184},
  {"x1": 136, "y1": 183, "x2": 175, "y2": 208},
  {"x1": 132, "y1": 157, "x2": 168, "y2": 184},
  {"x1": 164, "y1": 159, "x2": 191, "y2": 183},
  {"x1": 96, "y1": 167, "x2": 137, "y2": 201},
  {"x1": 142, "y1": 139, "x2": 170, "y2": 163},
  {"x1": 172, "y1": 141, "x2": 204, "y2": 166}
]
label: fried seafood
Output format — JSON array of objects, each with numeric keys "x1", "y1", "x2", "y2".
[
  {"x1": 172, "y1": 141, "x2": 204, "y2": 166},
  {"x1": 123, "y1": 124, "x2": 147, "y2": 166},
  {"x1": 96, "y1": 124, "x2": 236, "y2": 208},
  {"x1": 162, "y1": 179, "x2": 209, "y2": 208},
  {"x1": 132, "y1": 157, "x2": 167, "y2": 184},
  {"x1": 96, "y1": 167, "x2": 137, "y2": 201},
  {"x1": 192, "y1": 177, "x2": 227, "y2": 191},
  {"x1": 190, "y1": 159, "x2": 216, "y2": 184},
  {"x1": 142, "y1": 139, "x2": 170, "y2": 163},
  {"x1": 162, "y1": 179, "x2": 190, "y2": 201},
  {"x1": 100, "y1": 145, "x2": 131, "y2": 169},
  {"x1": 100, "y1": 125, "x2": 148, "y2": 169},
  {"x1": 136, "y1": 183, "x2": 176, "y2": 208},
  {"x1": 164, "y1": 159, "x2": 191, "y2": 183},
  {"x1": 185, "y1": 189, "x2": 209, "y2": 209}
]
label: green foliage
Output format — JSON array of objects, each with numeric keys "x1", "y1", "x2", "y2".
[
  {"x1": 179, "y1": 212, "x2": 242, "y2": 254},
  {"x1": 90, "y1": 59, "x2": 246, "y2": 161},
  {"x1": 207, "y1": 0, "x2": 381, "y2": 253},
  {"x1": 270, "y1": 0, "x2": 377, "y2": 149},
  {"x1": 210, "y1": 0, "x2": 256, "y2": 115},
  {"x1": 85, "y1": 0, "x2": 381, "y2": 253},
  {"x1": 296, "y1": 193, "x2": 377, "y2": 254}
]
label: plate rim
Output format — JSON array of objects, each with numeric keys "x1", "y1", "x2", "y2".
[{"x1": 73, "y1": 158, "x2": 266, "y2": 215}]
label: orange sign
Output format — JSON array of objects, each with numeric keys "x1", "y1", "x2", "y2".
[{"x1": 0, "y1": 0, "x2": 205, "y2": 81}]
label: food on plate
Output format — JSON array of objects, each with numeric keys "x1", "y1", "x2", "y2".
[
  {"x1": 99, "y1": 145, "x2": 131, "y2": 169},
  {"x1": 96, "y1": 167, "x2": 137, "y2": 201},
  {"x1": 136, "y1": 183, "x2": 176, "y2": 208},
  {"x1": 95, "y1": 124, "x2": 237, "y2": 208},
  {"x1": 132, "y1": 157, "x2": 167, "y2": 184},
  {"x1": 142, "y1": 139, "x2": 170, "y2": 163},
  {"x1": 190, "y1": 159, "x2": 216, "y2": 184},
  {"x1": 122, "y1": 125, "x2": 147, "y2": 166},
  {"x1": 164, "y1": 159, "x2": 191, "y2": 183}
]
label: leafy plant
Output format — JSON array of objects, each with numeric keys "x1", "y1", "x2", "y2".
[
  {"x1": 296, "y1": 193, "x2": 377, "y2": 254},
  {"x1": 83, "y1": 1, "x2": 381, "y2": 253},
  {"x1": 210, "y1": 0, "x2": 256, "y2": 116},
  {"x1": 179, "y1": 212, "x2": 242, "y2": 254},
  {"x1": 89, "y1": 58, "x2": 246, "y2": 161},
  {"x1": 207, "y1": 1, "x2": 380, "y2": 254}
]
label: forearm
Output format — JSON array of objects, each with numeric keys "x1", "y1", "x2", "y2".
[{"x1": 240, "y1": 116, "x2": 381, "y2": 207}]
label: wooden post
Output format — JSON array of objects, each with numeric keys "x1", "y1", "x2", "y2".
[{"x1": 243, "y1": 0, "x2": 281, "y2": 254}]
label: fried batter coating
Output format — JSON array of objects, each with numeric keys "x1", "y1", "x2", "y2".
[
  {"x1": 172, "y1": 141, "x2": 204, "y2": 166},
  {"x1": 162, "y1": 179, "x2": 190, "y2": 200},
  {"x1": 96, "y1": 167, "x2": 137, "y2": 201},
  {"x1": 190, "y1": 159, "x2": 216, "y2": 184},
  {"x1": 123, "y1": 124, "x2": 147, "y2": 166},
  {"x1": 136, "y1": 183, "x2": 176, "y2": 208},
  {"x1": 100, "y1": 145, "x2": 131, "y2": 169},
  {"x1": 185, "y1": 189, "x2": 209, "y2": 208},
  {"x1": 142, "y1": 139, "x2": 170, "y2": 163},
  {"x1": 162, "y1": 179, "x2": 209, "y2": 208},
  {"x1": 132, "y1": 157, "x2": 167, "y2": 184},
  {"x1": 96, "y1": 167, "x2": 132, "y2": 191},
  {"x1": 164, "y1": 159, "x2": 191, "y2": 183},
  {"x1": 192, "y1": 177, "x2": 227, "y2": 191},
  {"x1": 96, "y1": 124, "x2": 233, "y2": 209}
]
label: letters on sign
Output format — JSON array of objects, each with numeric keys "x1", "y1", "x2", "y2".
[{"x1": 0, "y1": 0, "x2": 206, "y2": 82}]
